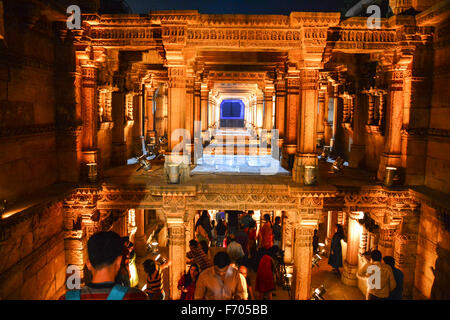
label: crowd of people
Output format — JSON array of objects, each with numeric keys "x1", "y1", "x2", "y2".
[
  {"x1": 60, "y1": 215, "x2": 404, "y2": 301},
  {"x1": 180, "y1": 210, "x2": 286, "y2": 300}
]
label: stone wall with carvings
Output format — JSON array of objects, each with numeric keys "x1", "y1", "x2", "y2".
[
  {"x1": 423, "y1": 4, "x2": 450, "y2": 193},
  {"x1": 414, "y1": 202, "x2": 450, "y2": 299},
  {"x1": 0, "y1": 2, "x2": 80, "y2": 202}
]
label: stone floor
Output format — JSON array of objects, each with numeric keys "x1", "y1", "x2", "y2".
[{"x1": 103, "y1": 157, "x2": 382, "y2": 190}]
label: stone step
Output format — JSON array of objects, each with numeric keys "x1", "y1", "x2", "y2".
[{"x1": 203, "y1": 145, "x2": 272, "y2": 155}]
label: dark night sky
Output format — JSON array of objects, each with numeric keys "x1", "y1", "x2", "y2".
[{"x1": 125, "y1": 0, "x2": 356, "y2": 15}]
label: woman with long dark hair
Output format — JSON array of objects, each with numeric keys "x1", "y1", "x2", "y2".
[
  {"x1": 177, "y1": 264, "x2": 200, "y2": 300},
  {"x1": 328, "y1": 224, "x2": 345, "y2": 276},
  {"x1": 195, "y1": 210, "x2": 212, "y2": 244}
]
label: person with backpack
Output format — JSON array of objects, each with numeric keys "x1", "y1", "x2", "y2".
[{"x1": 60, "y1": 231, "x2": 147, "y2": 300}]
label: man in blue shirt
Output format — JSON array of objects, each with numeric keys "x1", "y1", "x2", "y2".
[{"x1": 383, "y1": 256, "x2": 404, "y2": 300}]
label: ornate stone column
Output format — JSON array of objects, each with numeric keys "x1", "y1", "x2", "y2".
[
  {"x1": 378, "y1": 226, "x2": 396, "y2": 257},
  {"x1": 377, "y1": 64, "x2": 410, "y2": 180},
  {"x1": 111, "y1": 90, "x2": 127, "y2": 166},
  {"x1": 80, "y1": 62, "x2": 99, "y2": 178},
  {"x1": 132, "y1": 92, "x2": 143, "y2": 157},
  {"x1": 166, "y1": 212, "x2": 187, "y2": 300},
  {"x1": 293, "y1": 69, "x2": 319, "y2": 183},
  {"x1": 281, "y1": 70, "x2": 300, "y2": 169},
  {"x1": 145, "y1": 85, "x2": 156, "y2": 140},
  {"x1": 256, "y1": 94, "x2": 264, "y2": 131},
  {"x1": 134, "y1": 209, "x2": 146, "y2": 257},
  {"x1": 165, "y1": 66, "x2": 190, "y2": 182},
  {"x1": 393, "y1": 204, "x2": 419, "y2": 299},
  {"x1": 154, "y1": 84, "x2": 168, "y2": 139},
  {"x1": 282, "y1": 211, "x2": 295, "y2": 264},
  {"x1": 330, "y1": 83, "x2": 340, "y2": 151},
  {"x1": 193, "y1": 80, "x2": 202, "y2": 161},
  {"x1": 316, "y1": 82, "x2": 327, "y2": 144},
  {"x1": 252, "y1": 99, "x2": 257, "y2": 128},
  {"x1": 326, "y1": 211, "x2": 338, "y2": 252},
  {"x1": 349, "y1": 87, "x2": 367, "y2": 168},
  {"x1": 293, "y1": 220, "x2": 317, "y2": 300},
  {"x1": 367, "y1": 92, "x2": 376, "y2": 125},
  {"x1": 185, "y1": 74, "x2": 195, "y2": 155},
  {"x1": 200, "y1": 83, "x2": 209, "y2": 132},
  {"x1": 342, "y1": 211, "x2": 363, "y2": 287},
  {"x1": 275, "y1": 75, "x2": 286, "y2": 148},
  {"x1": 323, "y1": 82, "x2": 332, "y2": 146},
  {"x1": 263, "y1": 87, "x2": 274, "y2": 131}
]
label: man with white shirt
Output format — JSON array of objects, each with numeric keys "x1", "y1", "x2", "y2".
[
  {"x1": 358, "y1": 250, "x2": 396, "y2": 300},
  {"x1": 194, "y1": 252, "x2": 246, "y2": 300}
]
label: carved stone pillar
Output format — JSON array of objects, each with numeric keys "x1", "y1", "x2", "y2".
[
  {"x1": 135, "y1": 209, "x2": 146, "y2": 257},
  {"x1": 293, "y1": 69, "x2": 319, "y2": 183},
  {"x1": 326, "y1": 211, "x2": 338, "y2": 252},
  {"x1": 393, "y1": 205, "x2": 419, "y2": 299},
  {"x1": 282, "y1": 70, "x2": 300, "y2": 169},
  {"x1": 367, "y1": 92, "x2": 376, "y2": 125},
  {"x1": 323, "y1": 83, "x2": 332, "y2": 146},
  {"x1": 316, "y1": 84, "x2": 327, "y2": 143},
  {"x1": 378, "y1": 66, "x2": 408, "y2": 180},
  {"x1": 378, "y1": 226, "x2": 396, "y2": 257},
  {"x1": 164, "y1": 67, "x2": 190, "y2": 182},
  {"x1": 200, "y1": 84, "x2": 209, "y2": 132},
  {"x1": 275, "y1": 77, "x2": 286, "y2": 147},
  {"x1": 185, "y1": 75, "x2": 195, "y2": 154},
  {"x1": 256, "y1": 94, "x2": 264, "y2": 130},
  {"x1": 342, "y1": 211, "x2": 362, "y2": 287},
  {"x1": 166, "y1": 214, "x2": 187, "y2": 300},
  {"x1": 349, "y1": 90, "x2": 367, "y2": 168},
  {"x1": 155, "y1": 84, "x2": 168, "y2": 139},
  {"x1": 263, "y1": 88, "x2": 274, "y2": 131},
  {"x1": 80, "y1": 62, "x2": 99, "y2": 176},
  {"x1": 167, "y1": 66, "x2": 187, "y2": 152},
  {"x1": 282, "y1": 212, "x2": 294, "y2": 264},
  {"x1": 132, "y1": 93, "x2": 143, "y2": 157},
  {"x1": 252, "y1": 99, "x2": 257, "y2": 128},
  {"x1": 193, "y1": 81, "x2": 202, "y2": 161},
  {"x1": 111, "y1": 91, "x2": 127, "y2": 166},
  {"x1": 293, "y1": 221, "x2": 317, "y2": 300},
  {"x1": 80, "y1": 63, "x2": 98, "y2": 151},
  {"x1": 357, "y1": 227, "x2": 369, "y2": 294},
  {"x1": 330, "y1": 83, "x2": 340, "y2": 151},
  {"x1": 145, "y1": 85, "x2": 156, "y2": 140}
]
